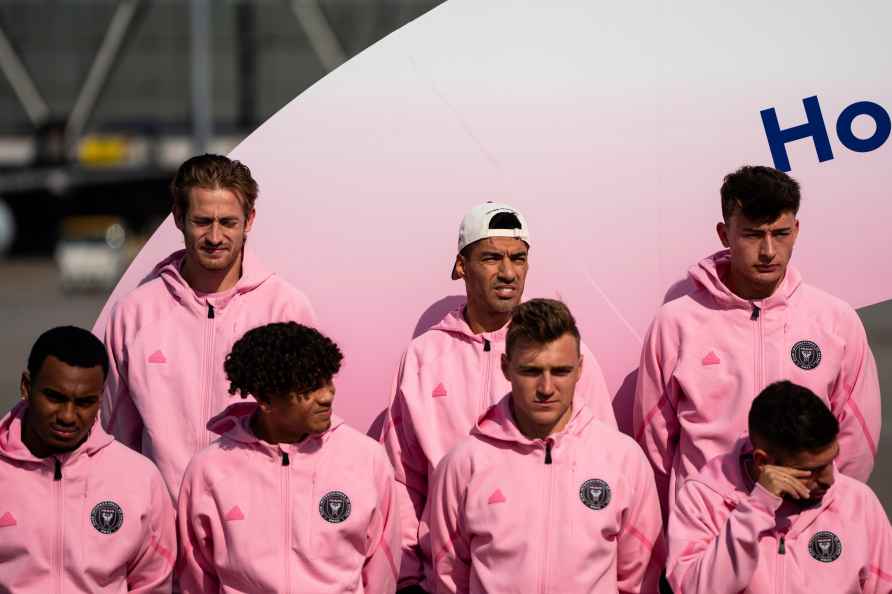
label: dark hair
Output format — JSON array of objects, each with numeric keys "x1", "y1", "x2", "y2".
[
  {"x1": 28, "y1": 326, "x2": 109, "y2": 380},
  {"x1": 506, "y1": 298, "x2": 580, "y2": 357},
  {"x1": 748, "y1": 381, "x2": 839, "y2": 456},
  {"x1": 224, "y1": 322, "x2": 343, "y2": 401},
  {"x1": 171, "y1": 154, "x2": 258, "y2": 220},
  {"x1": 720, "y1": 165, "x2": 800, "y2": 223},
  {"x1": 459, "y1": 211, "x2": 525, "y2": 259}
]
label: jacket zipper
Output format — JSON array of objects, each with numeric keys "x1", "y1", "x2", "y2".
[
  {"x1": 200, "y1": 303, "x2": 217, "y2": 450},
  {"x1": 752, "y1": 304, "x2": 765, "y2": 392},
  {"x1": 282, "y1": 451, "x2": 292, "y2": 594},
  {"x1": 480, "y1": 338, "x2": 493, "y2": 416},
  {"x1": 539, "y1": 439, "x2": 555, "y2": 593},
  {"x1": 52, "y1": 458, "x2": 63, "y2": 594},
  {"x1": 776, "y1": 534, "x2": 786, "y2": 594}
]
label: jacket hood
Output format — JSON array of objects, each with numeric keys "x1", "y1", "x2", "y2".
[
  {"x1": 430, "y1": 305, "x2": 509, "y2": 345},
  {"x1": 688, "y1": 249, "x2": 802, "y2": 310},
  {"x1": 689, "y1": 435, "x2": 839, "y2": 537},
  {"x1": 155, "y1": 247, "x2": 275, "y2": 313},
  {"x1": 0, "y1": 401, "x2": 114, "y2": 465},
  {"x1": 206, "y1": 401, "x2": 345, "y2": 448},
  {"x1": 472, "y1": 393, "x2": 593, "y2": 448}
]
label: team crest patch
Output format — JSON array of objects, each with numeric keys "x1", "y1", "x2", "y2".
[
  {"x1": 90, "y1": 501, "x2": 124, "y2": 534},
  {"x1": 319, "y1": 491, "x2": 351, "y2": 523},
  {"x1": 809, "y1": 531, "x2": 842, "y2": 562},
  {"x1": 579, "y1": 479, "x2": 611, "y2": 510},
  {"x1": 791, "y1": 340, "x2": 822, "y2": 370}
]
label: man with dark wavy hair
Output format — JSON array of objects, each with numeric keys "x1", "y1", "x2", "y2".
[
  {"x1": 102, "y1": 154, "x2": 317, "y2": 499},
  {"x1": 178, "y1": 322, "x2": 400, "y2": 594},
  {"x1": 634, "y1": 165, "x2": 881, "y2": 525}
]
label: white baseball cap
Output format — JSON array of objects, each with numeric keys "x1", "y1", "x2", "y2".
[{"x1": 451, "y1": 202, "x2": 530, "y2": 280}]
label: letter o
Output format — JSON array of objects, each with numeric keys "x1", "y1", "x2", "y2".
[{"x1": 836, "y1": 101, "x2": 891, "y2": 153}]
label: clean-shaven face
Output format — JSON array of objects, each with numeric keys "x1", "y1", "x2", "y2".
[
  {"x1": 718, "y1": 210, "x2": 799, "y2": 299},
  {"x1": 502, "y1": 333, "x2": 582, "y2": 439}
]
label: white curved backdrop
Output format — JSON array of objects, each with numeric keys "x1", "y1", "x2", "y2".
[{"x1": 95, "y1": 0, "x2": 892, "y2": 433}]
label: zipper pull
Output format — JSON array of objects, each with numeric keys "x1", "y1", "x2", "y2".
[
  {"x1": 778, "y1": 535, "x2": 785, "y2": 554},
  {"x1": 750, "y1": 304, "x2": 761, "y2": 321},
  {"x1": 483, "y1": 338, "x2": 491, "y2": 352},
  {"x1": 544, "y1": 441, "x2": 553, "y2": 465},
  {"x1": 53, "y1": 458, "x2": 62, "y2": 481},
  {"x1": 207, "y1": 303, "x2": 215, "y2": 319},
  {"x1": 281, "y1": 451, "x2": 290, "y2": 466}
]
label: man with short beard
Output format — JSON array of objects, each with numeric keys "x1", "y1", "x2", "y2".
[
  {"x1": 667, "y1": 381, "x2": 892, "y2": 594},
  {"x1": 102, "y1": 154, "x2": 316, "y2": 499},
  {"x1": 381, "y1": 202, "x2": 617, "y2": 593}
]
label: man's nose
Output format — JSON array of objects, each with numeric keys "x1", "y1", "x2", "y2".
[
  {"x1": 759, "y1": 235, "x2": 776, "y2": 260},
  {"x1": 497, "y1": 257, "x2": 517, "y2": 280},
  {"x1": 537, "y1": 373, "x2": 554, "y2": 397},
  {"x1": 57, "y1": 403, "x2": 76, "y2": 424},
  {"x1": 207, "y1": 222, "x2": 223, "y2": 243}
]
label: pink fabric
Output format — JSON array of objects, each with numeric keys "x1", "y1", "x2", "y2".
[
  {"x1": 634, "y1": 250, "x2": 880, "y2": 518},
  {"x1": 177, "y1": 402, "x2": 401, "y2": 594},
  {"x1": 101, "y1": 248, "x2": 317, "y2": 499},
  {"x1": 422, "y1": 396, "x2": 661, "y2": 594},
  {"x1": 0, "y1": 402, "x2": 176, "y2": 593},
  {"x1": 667, "y1": 437, "x2": 892, "y2": 594},
  {"x1": 380, "y1": 306, "x2": 618, "y2": 588}
]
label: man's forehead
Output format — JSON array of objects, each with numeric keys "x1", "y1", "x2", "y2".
[
  {"x1": 735, "y1": 210, "x2": 797, "y2": 230},
  {"x1": 511, "y1": 335, "x2": 579, "y2": 365},
  {"x1": 470, "y1": 237, "x2": 529, "y2": 254}
]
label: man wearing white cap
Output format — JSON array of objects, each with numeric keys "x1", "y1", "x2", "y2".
[{"x1": 380, "y1": 202, "x2": 618, "y2": 593}]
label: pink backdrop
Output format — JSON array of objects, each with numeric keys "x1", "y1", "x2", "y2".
[{"x1": 94, "y1": 0, "x2": 892, "y2": 434}]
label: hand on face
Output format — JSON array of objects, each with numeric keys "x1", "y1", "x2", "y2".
[{"x1": 757, "y1": 465, "x2": 814, "y2": 500}]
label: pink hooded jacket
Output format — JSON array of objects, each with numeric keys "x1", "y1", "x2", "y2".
[
  {"x1": 0, "y1": 402, "x2": 176, "y2": 593},
  {"x1": 667, "y1": 437, "x2": 892, "y2": 594},
  {"x1": 177, "y1": 402, "x2": 401, "y2": 594},
  {"x1": 423, "y1": 396, "x2": 662, "y2": 594},
  {"x1": 634, "y1": 250, "x2": 880, "y2": 517},
  {"x1": 380, "y1": 307, "x2": 618, "y2": 589},
  {"x1": 102, "y1": 248, "x2": 316, "y2": 499}
]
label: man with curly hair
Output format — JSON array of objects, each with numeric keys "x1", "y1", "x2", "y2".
[
  {"x1": 380, "y1": 202, "x2": 618, "y2": 593},
  {"x1": 634, "y1": 165, "x2": 881, "y2": 525},
  {"x1": 177, "y1": 322, "x2": 400, "y2": 594},
  {"x1": 101, "y1": 154, "x2": 316, "y2": 499}
]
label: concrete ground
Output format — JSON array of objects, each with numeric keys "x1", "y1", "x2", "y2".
[{"x1": 1, "y1": 258, "x2": 890, "y2": 512}]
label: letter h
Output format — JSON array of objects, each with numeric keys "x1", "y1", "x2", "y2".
[{"x1": 760, "y1": 96, "x2": 834, "y2": 172}]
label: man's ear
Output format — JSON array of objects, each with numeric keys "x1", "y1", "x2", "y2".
[
  {"x1": 244, "y1": 208, "x2": 256, "y2": 234},
  {"x1": 501, "y1": 353, "x2": 510, "y2": 381},
  {"x1": 716, "y1": 221, "x2": 730, "y2": 248},
  {"x1": 453, "y1": 254, "x2": 465, "y2": 280},
  {"x1": 20, "y1": 371, "x2": 30, "y2": 401},
  {"x1": 752, "y1": 448, "x2": 772, "y2": 471},
  {"x1": 172, "y1": 204, "x2": 185, "y2": 232}
]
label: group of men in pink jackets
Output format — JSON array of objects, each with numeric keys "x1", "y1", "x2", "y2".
[{"x1": 0, "y1": 153, "x2": 888, "y2": 593}]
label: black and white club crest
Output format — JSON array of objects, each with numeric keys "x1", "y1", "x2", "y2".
[
  {"x1": 808, "y1": 530, "x2": 842, "y2": 562},
  {"x1": 90, "y1": 500, "x2": 124, "y2": 534},
  {"x1": 791, "y1": 340, "x2": 822, "y2": 370},
  {"x1": 319, "y1": 491, "x2": 351, "y2": 523},
  {"x1": 579, "y1": 478, "x2": 611, "y2": 510}
]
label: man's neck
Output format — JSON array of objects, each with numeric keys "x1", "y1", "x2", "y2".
[
  {"x1": 250, "y1": 410, "x2": 307, "y2": 445},
  {"x1": 463, "y1": 303, "x2": 511, "y2": 334},
  {"x1": 180, "y1": 255, "x2": 242, "y2": 294},
  {"x1": 509, "y1": 400, "x2": 571, "y2": 441}
]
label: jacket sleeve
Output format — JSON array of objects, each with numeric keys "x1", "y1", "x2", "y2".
[
  {"x1": 577, "y1": 341, "x2": 618, "y2": 429},
  {"x1": 424, "y1": 451, "x2": 471, "y2": 594},
  {"x1": 633, "y1": 316, "x2": 681, "y2": 518},
  {"x1": 101, "y1": 303, "x2": 144, "y2": 451},
  {"x1": 616, "y1": 447, "x2": 663, "y2": 594},
  {"x1": 830, "y1": 308, "x2": 880, "y2": 482},
  {"x1": 177, "y1": 464, "x2": 221, "y2": 594},
  {"x1": 863, "y1": 489, "x2": 892, "y2": 594},
  {"x1": 279, "y1": 285, "x2": 319, "y2": 328},
  {"x1": 126, "y1": 469, "x2": 176, "y2": 593},
  {"x1": 362, "y1": 450, "x2": 402, "y2": 594},
  {"x1": 667, "y1": 480, "x2": 782, "y2": 594},
  {"x1": 380, "y1": 351, "x2": 431, "y2": 589}
]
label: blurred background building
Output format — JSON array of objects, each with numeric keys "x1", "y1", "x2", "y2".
[{"x1": 0, "y1": 0, "x2": 889, "y2": 510}]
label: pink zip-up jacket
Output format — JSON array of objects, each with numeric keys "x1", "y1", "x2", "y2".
[
  {"x1": 667, "y1": 437, "x2": 892, "y2": 594},
  {"x1": 380, "y1": 306, "x2": 617, "y2": 589},
  {"x1": 634, "y1": 250, "x2": 880, "y2": 517},
  {"x1": 423, "y1": 396, "x2": 662, "y2": 594},
  {"x1": 177, "y1": 402, "x2": 401, "y2": 594},
  {"x1": 102, "y1": 248, "x2": 316, "y2": 499},
  {"x1": 0, "y1": 402, "x2": 176, "y2": 593}
]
